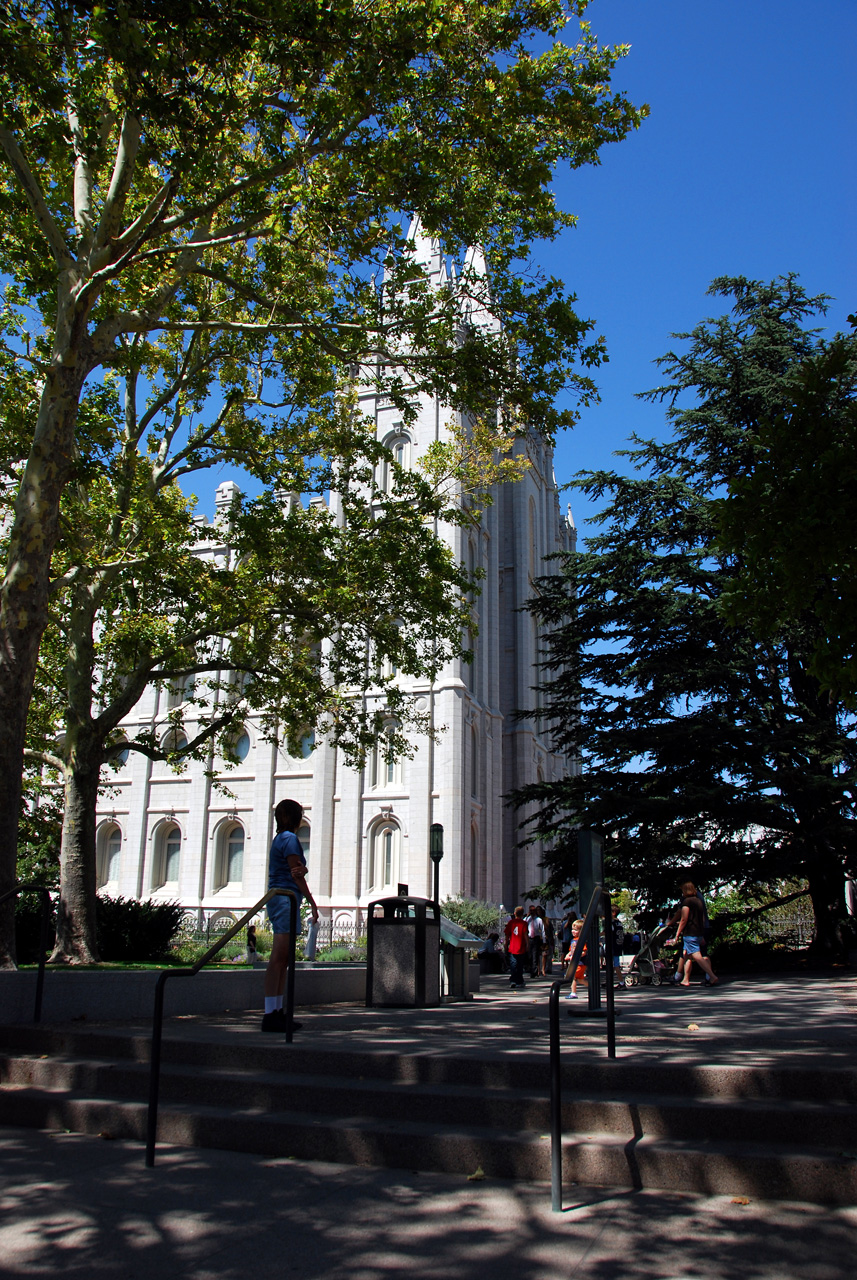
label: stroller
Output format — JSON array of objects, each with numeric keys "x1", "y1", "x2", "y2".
[{"x1": 624, "y1": 924, "x2": 679, "y2": 987}]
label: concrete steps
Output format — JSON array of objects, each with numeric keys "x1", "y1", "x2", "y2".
[{"x1": 1, "y1": 1025, "x2": 856, "y2": 1203}]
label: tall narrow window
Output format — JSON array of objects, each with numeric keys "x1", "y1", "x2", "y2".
[
  {"x1": 163, "y1": 826, "x2": 181, "y2": 885},
  {"x1": 167, "y1": 673, "x2": 194, "y2": 710},
  {"x1": 382, "y1": 828, "x2": 393, "y2": 885},
  {"x1": 369, "y1": 822, "x2": 399, "y2": 891},
  {"x1": 106, "y1": 829, "x2": 121, "y2": 883},
  {"x1": 297, "y1": 823, "x2": 311, "y2": 858},
  {"x1": 98, "y1": 824, "x2": 122, "y2": 887},
  {"x1": 471, "y1": 725, "x2": 479, "y2": 798},
  {"x1": 470, "y1": 824, "x2": 479, "y2": 897},
  {"x1": 226, "y1": 826, "x2": 244, "y2": 884},
  {"x1": 372, "y1": 720, "x2": 402, "y2": 789},
  {"x1": 383, "y1": 433, "x2": 411, "y2": 493}
]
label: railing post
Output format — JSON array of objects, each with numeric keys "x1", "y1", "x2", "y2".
[
  {"x1": 549, "y1": 979, "x2": 563, "y2": 1211},
  {"x1": 548, "y1": 884, "x2": 617, "y2": 1212},
  {"x1": 284, "y1": 894, "x2": 297, "y2": 1043},
  {"x1": 603, "y1": 889, "x2": 616, "y2": 1060},
  {"x1": 145, "y1": 971, "x2": 169, "y2": 1167},
  {"x1": 33, "y1": 889, "x2": 52, "y2": 1023}
]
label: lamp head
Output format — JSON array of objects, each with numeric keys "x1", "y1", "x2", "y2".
[{"x1": 429, "y1": 822, "x2": 444, "y2": 863}]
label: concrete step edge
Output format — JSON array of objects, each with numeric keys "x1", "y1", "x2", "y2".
[
  {"x1": 5, "y1": 1053, "x2": 857, "y2": 1126},
  {"x1": 3, "y1": 1084, "x2": 857, "y2": 1165},
  {"x1": 4, "y1": 1088, "x2": 856, "y2": 1203},
  {"x1": 2, "y1": 1029, "x2": 856, "y2": 1101}
]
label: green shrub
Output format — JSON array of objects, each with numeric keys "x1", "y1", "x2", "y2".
[
  {"x1": 441, "y1": 895, "x2": 501, "y2": 939},
  {"x1": 315, "y1": 943, "x2": 367, "y2": 963},
  {"x1": 96, "y1": 895, "x2": 185, "y2": 963}
]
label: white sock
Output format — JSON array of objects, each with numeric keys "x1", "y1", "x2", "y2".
[
  {"x1": 274, "y1": 995, "x2": 284, "y2": 1011},
  {"x1": 264, "y1": 996, "x2": 277, "y2": 1014}
]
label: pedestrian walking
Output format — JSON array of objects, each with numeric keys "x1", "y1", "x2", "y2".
[
  {"x1": 665, "y1": 881, "x2": 719, "y2": 987},
  {"x1": 504, "y1": 907, "x2": 529, "y2": 989},
  {"x1": 526, "y1": 902, "x2": 545, "y2": 978}
]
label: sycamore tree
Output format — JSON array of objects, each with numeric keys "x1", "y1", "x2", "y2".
[
  {"x1": 19, "y1": 349, "x2": 503, "y2": 963},
  {"x1": 0, "y1": 1, "x2": 645, "y2": 963},
  {"x1": 514, "y1": 277, "x2": 857, "y2": 961}
]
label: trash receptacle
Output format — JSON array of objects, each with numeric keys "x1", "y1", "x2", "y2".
[
  {"x1": 366, "y1": 896, "x2": 441, "y2": 1007},
  {"x1": 440, "y1": 915, "x2": 482, "y2": 1000}
]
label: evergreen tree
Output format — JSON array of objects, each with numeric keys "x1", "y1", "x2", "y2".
[
  {"x1": 716, "y1": 325, "x2": 857, "y2": 701},
  {"x1": 516, "y1": 277, "x2": 857, "y2": 960}
]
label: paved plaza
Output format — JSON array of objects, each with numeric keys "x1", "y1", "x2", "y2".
[{"x1": 0, "y1": 970, "x2": 855, "y2": 1279}]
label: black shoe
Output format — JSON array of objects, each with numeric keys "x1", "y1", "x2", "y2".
[
  {"x1": 261, "y1": 1010, "x2": 303, "y2": 1032},
  {"x1": 261, "y1": 1010, "x2": 286, "y2": 1032}
]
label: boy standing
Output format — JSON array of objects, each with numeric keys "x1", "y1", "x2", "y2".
[{"x1": 262, "y1": 798, "x2": 319, "y2": 1032}]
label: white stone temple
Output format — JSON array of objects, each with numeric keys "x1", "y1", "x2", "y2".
[{"x1": 93, "y1": 223, "x2": 576, "y2": 932}]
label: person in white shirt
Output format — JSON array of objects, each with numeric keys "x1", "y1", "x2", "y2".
[{"x1": 526, "y1": 903, "x2": 546, "y2": 978}]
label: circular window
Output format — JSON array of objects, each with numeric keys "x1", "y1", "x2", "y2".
[
  {"x1": 234, "y1": 732, "x2": 250, "y2": 761},
  {"x1": 162, "y1": 729, "x2": 188, "y2": 754}
]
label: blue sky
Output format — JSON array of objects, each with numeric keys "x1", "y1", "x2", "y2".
[{"x1": 541, "y1": 0, "x2": 856, "y2": 535}]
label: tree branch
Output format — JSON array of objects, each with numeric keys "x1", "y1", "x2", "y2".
[
  {"x1": 0, "y1": 126, "x2": 73, "y2": 267},
  {"x1": 66, "y1": 100, "x2": 95, "y2": 252},
  {"x1": 94, "y1": 111, "x2": 142, "y2": 250},
  {"x1": 23, "y1": 748, "x2": 67, "y2": 774}
]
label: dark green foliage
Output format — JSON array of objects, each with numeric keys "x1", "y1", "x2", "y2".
[
  {"x1": 95, "y1": 895, "x2": 184, "y2": 963},
  {"x1": 716, "y1": 325, "x2": 857, "y2": 700},
  {"x1": 515, "y1": 277, "x2": 856, "y2": 960},
  {"x1": 16, "y1": 785, "x2": 62, "y2": 890},
  {"x1": 14, "y1": 891, "x2": 55, "y2": 966}
]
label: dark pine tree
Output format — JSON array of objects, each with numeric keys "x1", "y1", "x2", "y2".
[{"x1": 515, "y1": 276, "x2": 857, "y2": 961}]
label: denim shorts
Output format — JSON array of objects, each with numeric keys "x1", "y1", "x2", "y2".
[
  {"x1": 682, "y1": 935, "x2": 702, "y2": 955},
  {"x1": 267, "y1": 890, "x2": 302, "y2": 935}
]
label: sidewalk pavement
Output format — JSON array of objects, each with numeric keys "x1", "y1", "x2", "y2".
[
  {"x1": 133, "y1": 968, "x2": 857, "y2": 1070},
  {"x1": 1, "y1": 970, "x2": 856, "y2": 1279},
  {"x1": 1, "y1": 1127, "x2": 855, "y2": 1280}
]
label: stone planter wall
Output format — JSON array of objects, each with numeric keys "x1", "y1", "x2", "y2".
[{"x1": 0, "y1": 963, "x2": 367, "y2": 1025}]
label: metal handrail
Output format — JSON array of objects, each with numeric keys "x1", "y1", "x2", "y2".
[
  {"x1": 0, "y1": 882, "x2": 54, "y2": 1022},
  {"x1": 145, "y1": 887, "x2": 298, "y2": 1167},
  {"x1": 548, "y1": 884, "x2": 616, "y2": 1213}
]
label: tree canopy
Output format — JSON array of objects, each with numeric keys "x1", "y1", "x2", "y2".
[
  {"x1": 514, "y1": 277, "x2": 857, "y2": 960},
  {"x1": 715, "y1": 320, "x2": 857, "y2": 701},
  {"x1": 0, "y1": 0, "x2": 646, "y2": 964}
]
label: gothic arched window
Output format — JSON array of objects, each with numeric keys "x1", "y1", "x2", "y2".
[
  {"x1": 369, "y1": 821, "x2": 399, "y2": 892},
  {"x1": 97, "y1": 824, "x2": 122, "y2": 888},
  {"x1": 215, "y1": 822, "x2": 244, "y2": 890},
  {"x1": 382, "y1": 431, "x2": 411, "y2": 494},
  {"x1": 153, "y1": 823, "x2": 182, "y2": 890}
]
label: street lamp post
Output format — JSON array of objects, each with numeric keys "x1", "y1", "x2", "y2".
[{"x1": 429, "y1": 823, "x2": 444, "y2": 907}]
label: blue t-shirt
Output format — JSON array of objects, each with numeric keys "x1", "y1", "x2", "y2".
[{"x1": 267, "y1": 829, "x2": 306, "y2": 892}]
